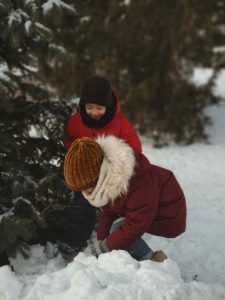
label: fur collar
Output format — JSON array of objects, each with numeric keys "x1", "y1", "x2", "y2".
[{"x1": 82, "y1": 136, "x2": 136, "y2": 207}]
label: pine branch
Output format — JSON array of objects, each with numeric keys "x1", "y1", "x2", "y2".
[{"x1": 40, "y1": 205, "x2": 80, "y2": 216}]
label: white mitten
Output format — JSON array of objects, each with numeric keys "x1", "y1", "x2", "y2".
[{"x1": 93, "y1": 239, "x2": 109, "y2": 256}]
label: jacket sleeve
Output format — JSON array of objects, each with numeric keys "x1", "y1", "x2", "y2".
[
  {"x1": 63, "y1": 134, "x2": 73, "y2": 151},
  {"x1": 97, "y1": 209, "x2": 117, "y2": 241},
  {"x1": 105, "y1": 173, "x2": 159, "y2": 250},
  {"x1": 120, "y1": 114, "x2": 142, "y2": 153},
  {"x1": 63, "y1": 117, "x2": 75, "y2": 151}
]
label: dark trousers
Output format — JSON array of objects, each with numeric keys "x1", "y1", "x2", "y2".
[
  {"x1": 32, "y1": 192, "x2": 97, "y2": 251},
  {"x1": 58, "y1": 191, "x2": 97, "y2": 249}
]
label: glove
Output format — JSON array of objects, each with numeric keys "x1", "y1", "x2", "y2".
[
  {"x1": 44, "y1": 242, "x2": 59, "y2": 259},
  {"x1": 92, "y1": 239, "x2": 110, "y2": 256},
  {"x1": 57, "y1": 240, "x2": 80, "y2": 263}
]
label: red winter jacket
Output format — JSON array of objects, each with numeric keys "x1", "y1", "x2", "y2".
[
  {"x1": 63, "y1": 96, "x2": 142, "y2": 153},
  {"x1": 97, "y1": 153, "x2": 186, "y2": 250}
]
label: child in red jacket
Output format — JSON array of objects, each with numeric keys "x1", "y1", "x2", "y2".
[
  {"x1": 64, "y1": 136, "x2": 186, "y2": 262},
  {"x1": 60, "y1": 76, "x2": 142, "y2": 259},
  {"x1": 64, "y1": 75, "x2": 142, "y2": 153}
]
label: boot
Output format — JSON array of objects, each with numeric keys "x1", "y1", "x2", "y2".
[{"x1": 151, "y1": 250, "x2": 168, "y2": 262}]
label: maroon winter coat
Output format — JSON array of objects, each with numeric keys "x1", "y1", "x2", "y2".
[
  {"x1": 97, "y1": 153, "x2": 186, "y2": 250},
  {"x1": 63, "y1": 96, "x2": 142, "y2": 153}
]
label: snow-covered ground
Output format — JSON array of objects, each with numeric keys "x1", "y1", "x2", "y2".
[
  {"x1": 142, "y1": 102, "x2": 225, "y2": 286},
  {"x1": 0, "y1": 70, "x2": 225, "y2": 300}
]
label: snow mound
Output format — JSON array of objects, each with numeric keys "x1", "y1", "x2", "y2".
[{"x1": 1, "y1": 246, "x2": 224, "y2": 300}]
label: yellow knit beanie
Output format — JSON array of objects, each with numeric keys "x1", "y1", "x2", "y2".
[{"x1": 64, "y1": 137, "x2": 104, "y2": 191}]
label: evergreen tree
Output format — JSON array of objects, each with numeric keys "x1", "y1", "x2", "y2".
[
  {"x1": 0, "y1": 0, "x2": 75, "y2": 264},
  {"x1": 0, "y1": 0, "x2": 75, "y2": 107}
]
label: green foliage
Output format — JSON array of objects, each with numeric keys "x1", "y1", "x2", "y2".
[
  {"x1": 0, "y1": 0, "x2": 76, "y2": 109},
  {"x1": 0, "y1": 1, "x2": 77, "y2": 263},
  {"x1": 0, "y1": 99, "x2": 74, "y2": 261},
  {"x1": 0, "y1": 198, "x2": 46, "y2": 258}
]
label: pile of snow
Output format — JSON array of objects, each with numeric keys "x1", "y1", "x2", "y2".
[{"x1": 1, "y1": 247, "x2": 224, "y2": 300}]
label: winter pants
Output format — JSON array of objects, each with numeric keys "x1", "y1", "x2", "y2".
[{"x1": 59, "y1": 191, "x2": 96, "y2": 248}]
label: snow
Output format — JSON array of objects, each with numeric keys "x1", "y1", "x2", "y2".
[
  {"x1": 7, "y1": 10, "x2": 29, "y2": 27},
  {"x1": 1, "y1": 247, "x2": 224, "y2": 300},
  {"x1": 0, "y1": 63, "x2": 10, "y2": 80},
  {"x1": 0, "y1": 70, "x2": 225, "y2": 299},
  {"x1": 191, "y1": 67, "x2": 213, "y2": 86},
  {"x1": 213, "y1": 69, "x2": 225, "y2": 97},
  {"x1": 35, "y1": 22, "x2": 52, "y2": 35},
  {"x1": 213, "y1": 46, "x2": 225, "y2": 53},
  {"x1": 42, "y1": 0, "x2": 76, "y2": 14},
  {"x1": 0, "y1": 211, "x2": 13, "y2": 224},
  {"x1": 123, "y1": 0, "x2": 131, "y2": 5},
  {"x1": 25, "y1": 20, "x2": 32, "y2": 34}
]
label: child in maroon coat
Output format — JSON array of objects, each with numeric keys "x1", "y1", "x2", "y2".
[{"x1": 64, "y1": 136, "x2": 186, "y2": 262}]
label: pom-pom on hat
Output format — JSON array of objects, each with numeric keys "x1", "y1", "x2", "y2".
[
  {"x1": 80, "y1": 75, "x2": 112, "y2": 107},
  {"x1": 64, "y1": 137, "x2": 104, "y2": 191}
]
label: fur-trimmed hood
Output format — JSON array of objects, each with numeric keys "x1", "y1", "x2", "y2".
[{"x1": 82, "y1": 136, "x2": 136, "y2": 207}]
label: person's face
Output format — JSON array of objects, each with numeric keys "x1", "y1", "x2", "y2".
[
  {"x1": 85, "y1": 103, "x2": 106, "y2": 120},
  {"x1": 83, "y1": 187, "x2": 95, "y2": 195}
]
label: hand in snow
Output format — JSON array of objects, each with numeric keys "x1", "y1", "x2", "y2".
[
  {"x1": 57, "y1": 240, "x2": 80, "y2": 263},
  {"x1": 88, "y1": 239, "x2": 110, "y2": 257}
]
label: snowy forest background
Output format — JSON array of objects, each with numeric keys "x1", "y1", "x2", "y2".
[{"x1": 0, "y1": 1, "x2": 225, "y2": 299}]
